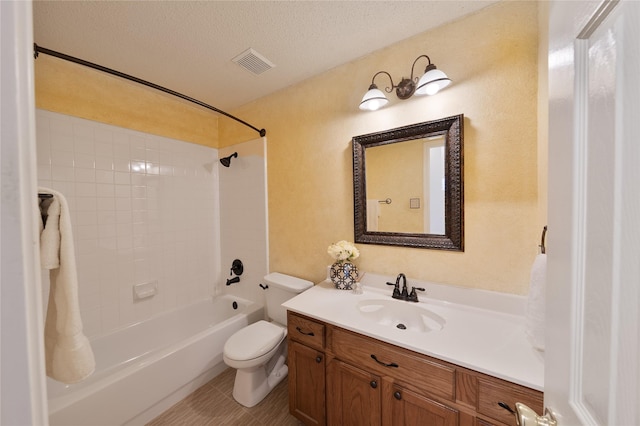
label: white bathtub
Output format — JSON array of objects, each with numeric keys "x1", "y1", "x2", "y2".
[{"x1": 47, "y1": 295, "x2": 263, "y2": 426}]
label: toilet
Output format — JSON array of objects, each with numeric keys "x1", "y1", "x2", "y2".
[{"x1": 223, "y1": 272, "x2": 313, "y2": 407}]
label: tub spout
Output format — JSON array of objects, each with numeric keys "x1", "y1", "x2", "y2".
[{"x1": 226, "y1": 276, "x2": 240, "y2": 286}]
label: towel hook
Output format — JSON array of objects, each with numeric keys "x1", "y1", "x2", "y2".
[{"x1": 539, "y1": 226, "x2": 547, "y2": 254}]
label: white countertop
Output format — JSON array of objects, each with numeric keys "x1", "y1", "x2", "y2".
[{"x1": 283, "y1": 273, "x2": 544, "y2": 391}]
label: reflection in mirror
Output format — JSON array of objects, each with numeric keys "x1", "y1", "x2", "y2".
[
  {"x1": 365, "y1": 135, "x2": 445, "y2": 234},
  {"x1": 353, "y1": 114, "x2": 463, "y2": 250}
]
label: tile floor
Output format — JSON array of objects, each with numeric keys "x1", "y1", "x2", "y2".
[{"x1": 146, "y1": 368, "x2": 303, "y2": 425}]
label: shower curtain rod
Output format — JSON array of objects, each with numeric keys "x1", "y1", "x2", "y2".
[{"x1": 33, "y1": 44, "x2": 266, "y2": 137}]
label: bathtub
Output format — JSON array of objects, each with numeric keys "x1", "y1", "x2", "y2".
[{"x1": 47, "y1": 295, "x2": 263, "y2": 426}]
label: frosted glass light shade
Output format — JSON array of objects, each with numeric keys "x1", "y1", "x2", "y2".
[
  {"x1": 415, "y1": 68, "x2": 451, "y2": 96},
  {"x1": 359, "y1": 87, "x2": 389, "y2": 111}
]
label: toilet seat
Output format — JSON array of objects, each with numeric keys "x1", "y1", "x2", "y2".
[{"x1": 224, "y1": 320, "x2": 285, "y2": 361}]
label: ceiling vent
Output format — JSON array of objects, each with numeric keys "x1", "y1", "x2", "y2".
[{"x1": 232, "y1": 48, "x2": 275, "y2": 75}]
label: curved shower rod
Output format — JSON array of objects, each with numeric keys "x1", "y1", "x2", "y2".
[{"x1": 33, "y1": 44, "x2": 266, "y2": 137}]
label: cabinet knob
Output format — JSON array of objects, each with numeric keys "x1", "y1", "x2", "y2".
[
  {"x1": 315, "y1": 355, "x2": 322, "y2": 363},
  {"x1": 370, "y1": 380, "x2": 378, "y2": 389},
  {"x1": 394, "y1": 391, "x2": 402, "y2": 400}
]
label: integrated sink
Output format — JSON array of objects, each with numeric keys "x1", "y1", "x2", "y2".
[{"x1": 356, "y1": 299, "x2": 446, "y2": 333}]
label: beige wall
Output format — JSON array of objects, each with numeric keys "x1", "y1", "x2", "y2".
[
  {"x1": 35, "y1": 55, "x2": 218, "y2": 147},
  {"x1": 220, "y1": 1, "x2": 541, "y2": 294},
  {"x1": 34, "y1": 1, "x2": 543, "y2": 295}
]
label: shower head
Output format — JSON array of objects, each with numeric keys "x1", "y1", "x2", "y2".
[{"x1": 220, "y1": 152, "x2": 238, "y2": 168}]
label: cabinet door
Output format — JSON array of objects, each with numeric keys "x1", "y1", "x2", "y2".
[
  {"x1": 289, "y1": 340, "x2": 326, "y2": 425},
  {"x1": 388, "y1": 384, "x2": 458, "y2": 426},
  {"x1": 327, "y1": 360, "x2": 381, "y2": 426}
]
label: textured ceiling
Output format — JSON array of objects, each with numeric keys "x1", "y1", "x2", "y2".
[{"x1": 33, "y1": 1, "x2": 498, "y2": 112}]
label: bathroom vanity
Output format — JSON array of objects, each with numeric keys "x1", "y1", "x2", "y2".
[{"x1": 283, "y1": 277, "x2": 544, "y2": 426}]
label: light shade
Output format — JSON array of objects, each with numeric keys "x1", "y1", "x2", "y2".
[
  {"x1": 359, "y1": 85, "x2": 389, "y2": 111},
  {"x1": 415, "y1": 68, "x2": 451, "y2": 96}
]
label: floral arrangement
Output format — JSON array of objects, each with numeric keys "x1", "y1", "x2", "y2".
[{"x1": 327, "y1": 240, "x2": 360, "y2": 263}]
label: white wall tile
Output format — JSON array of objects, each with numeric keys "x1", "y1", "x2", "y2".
[
  {"x1": 51, "y1": 150, "x2": 75, "y2": 167},
  {"x1": 95, "y1": 156, "x2": 114, "y2": 171},
  {"x1": 51, "y1": 165, "x2": 75, "y2": 181},
  {"x1": 76, "y1": 182, "x2": 96, "y2": 197},
  {"x1": 113, "y1": 158, "x2": 130, "y2": 172},
  {"x1": 36, "y1": 110, "x2": 223, "y2": 337},
  {"x1": 37, "y1": 163, "x2": 51, "y2": 181},
  {"x1": 114, "y1": 172, "x2": 130, "y2": 185},
  {"x1": 95, "y1": 170, "x2": 114, "y2": 184},
  {"x1": 97, "y1": 197, "x2": 115, "y2": 211},
  {"x1": 115, "y1": 198, "x2": 132, "y2": 211},
  {"x1": 96, "y1": 183, "x2": 115, "y2": 197},
  {"x1": 51, "y1": 133, "x2": 75, "y2": 152},
  {"x1": 73, "y1": 133, "x2": 94, "y2": 154},
  {"x1": 74, "y1": 153, "x2": 95, "y2": 169},
  {"x1": 114, "y1": 145, "x2": 130, "y2": 160},
  {"x1": 131, "y1": 161, "x2": 146, "y2": 174},
  {"x1": 94, "y1": 142, "x2": 113, "y2": 158}
]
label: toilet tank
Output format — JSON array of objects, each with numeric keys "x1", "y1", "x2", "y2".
[{"x1": 264, "y1": 272, "x2": 313, "y2": 325}]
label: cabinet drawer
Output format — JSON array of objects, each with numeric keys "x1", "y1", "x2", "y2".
[
  {"x1": 477, "y1": 378, "x2": 543, "y2": 425},
  {"x1": 288, "y1": 312, "x2": 325, "y2": 350},
  {"x1": 331, "y1": 327, "x2": 455, "y2": 400}
]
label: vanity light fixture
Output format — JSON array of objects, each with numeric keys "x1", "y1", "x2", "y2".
[{"x1": 359, "y1": 54, "x2": 451, "y2": 111}]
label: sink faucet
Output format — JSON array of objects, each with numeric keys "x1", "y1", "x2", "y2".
[
  {"x1": 386, "y1": 273, "x2": 408, "y2": 300},
  {"x1": 386, "y1": 273, "x2": 425, "y2": 302},
  {"x1": 397, "y1": 273, "x2": 408, "y2": 299}
]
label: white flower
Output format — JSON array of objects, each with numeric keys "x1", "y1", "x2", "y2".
[{"x1": 327, "y1": 240, "x2": 360, "y2": 262}]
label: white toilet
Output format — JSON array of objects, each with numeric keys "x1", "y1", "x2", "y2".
[{"x1": 223, "y1": 272, "x2": 313, "y2": 407}]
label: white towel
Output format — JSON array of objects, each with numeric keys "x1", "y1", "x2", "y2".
[
  {"x1": 366, "y1": 199, "x2": 379, "y2": 232},
  {"x1": 525, "y1": 253, "x2": 546, "y2": 351},
  {"x1": 39, "y1": 187, "x2": 96, "y2": 383},
  {"x1": 40, "y1": 196, "x2": 61, "y2": 269}
]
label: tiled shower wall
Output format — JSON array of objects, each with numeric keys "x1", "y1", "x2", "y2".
[{"x1": 36, "y1": 110, "x2": 221, "y2": 338}]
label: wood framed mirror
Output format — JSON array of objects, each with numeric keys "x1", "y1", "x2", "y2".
[{"x1": 352, "y1": 114, "x2": 464, "y2": 250}]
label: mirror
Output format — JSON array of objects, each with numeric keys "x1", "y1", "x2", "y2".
[{"x1": 352, "y1": 114, "x2": 464, "y2": 250}]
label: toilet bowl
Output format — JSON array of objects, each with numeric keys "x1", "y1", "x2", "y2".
[{"x1": 222, "y1": 273, "x2": 312, "y2": 407}]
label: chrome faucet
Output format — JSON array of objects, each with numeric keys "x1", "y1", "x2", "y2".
[{"x1": 386, "y1": 273, "x2": 425, "y2": 302}]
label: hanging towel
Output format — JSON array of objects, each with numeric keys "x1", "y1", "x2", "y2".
[
  {"x1": 525, "y1": 253, "x2": 547, "y2": 351},
  {"x1": 39, "y1": 187, "x2": 96, "y2": 383},
  {"x1": 39, "y1": 196, "x2": 61, "y2": 269},
  {"x1": 366, "y1": 199, "x2": 379, "y2": 232}
]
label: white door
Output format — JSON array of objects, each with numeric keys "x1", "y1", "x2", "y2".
[
  {"x1": 546, "y1": 0, "x2": 640, "y2": 424},
  {"x1": 1, "y1": 0, "x2": 49, "y2": 424}
]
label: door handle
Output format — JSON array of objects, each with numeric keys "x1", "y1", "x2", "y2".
[{"x1": 515, "y1": 403, "x2": 557, "y2": 426}]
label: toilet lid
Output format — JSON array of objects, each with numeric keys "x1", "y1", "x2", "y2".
[{"x1": 224, "y1": 320, "x2": 285, "y2": 361}]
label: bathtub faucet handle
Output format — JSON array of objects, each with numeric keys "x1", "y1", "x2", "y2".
[{"x1": 226, "y1": 276, "x2": 240, "y2": 286}]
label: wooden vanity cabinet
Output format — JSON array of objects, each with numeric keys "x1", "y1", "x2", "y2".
[
  {"x1": 327, "y1": 360, "x2": 382, "y2": 425},
  {"x1": 289, "y1": 341, "x2": 326, "y2": 425},
  {"x1": 287, "y1": 311, "x2": 542, "y2": 426},
  {"x1": 288, "y1": 313, "x2": 326, "y2": 425},
  {"x1": 386, "y1": 382, "x2": 458, "y2": 426}
]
